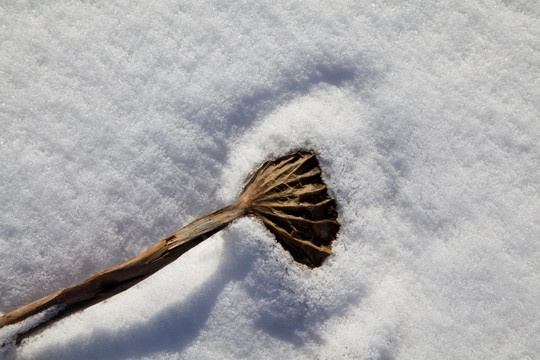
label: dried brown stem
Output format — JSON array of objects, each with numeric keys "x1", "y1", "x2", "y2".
[{"x1": 0, "y1": 150, "x2": 339, "y2": 344}]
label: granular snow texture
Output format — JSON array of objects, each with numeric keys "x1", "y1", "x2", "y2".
[{"x1": 1, "y1": 1, "x2": 538, "y2": 359}]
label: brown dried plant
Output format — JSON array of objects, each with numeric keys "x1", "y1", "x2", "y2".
[{"x1": 0, "y1": 150, "x2": 340, "y2": 344}]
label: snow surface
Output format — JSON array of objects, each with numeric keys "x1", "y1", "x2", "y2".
[{"x1": 1, "y1": 0, "x2": 539, "y2": 359}]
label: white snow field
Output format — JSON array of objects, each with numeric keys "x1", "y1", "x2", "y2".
[{"x1": 1, "y1": 1, "x2": 539, "y2": 359}]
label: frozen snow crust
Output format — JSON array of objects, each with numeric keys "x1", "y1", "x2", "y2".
[{"x1": 1, "y1": 1, "x2": 538, "y2": 359}]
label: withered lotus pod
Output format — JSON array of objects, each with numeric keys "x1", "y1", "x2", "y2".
[
  {"x1": 242, "y1": 150, "x2": 339, "y2": 267},
  {"x1": 0, "y1": 150, "x2": 340, "y2": 344}
]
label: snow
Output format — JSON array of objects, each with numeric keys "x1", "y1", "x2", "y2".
[{"x1": 1, "y1": 0, "x2": 539, "y2": 359}]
